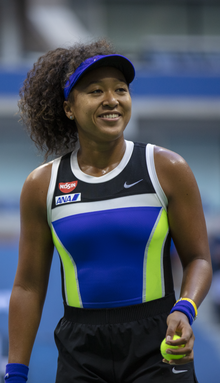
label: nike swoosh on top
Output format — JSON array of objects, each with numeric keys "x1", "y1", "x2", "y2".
[
  {"x1": 172, "y1": 367, "x2": 188, "y2": 374},
  {"x1": 124, "y1": 179, "x2": 143, "y2": 188}
]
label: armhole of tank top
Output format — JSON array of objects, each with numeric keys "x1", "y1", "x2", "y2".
[
  {"x1": 46, "y1": 157, "x2": 61, "y2": 227},
  {"x1": 146, "y1": 144, "x2": 168, "y2": 211}
]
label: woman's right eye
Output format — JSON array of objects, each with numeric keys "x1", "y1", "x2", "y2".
[{"x1": 90, "y1": 89, "x2": 102, "y2": 94}]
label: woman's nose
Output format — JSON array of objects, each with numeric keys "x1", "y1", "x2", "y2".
[{"x1": 102, "y1": 91, "x2": 119, "y2": 107}]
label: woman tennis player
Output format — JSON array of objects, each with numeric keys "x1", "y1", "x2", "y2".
[{"x1": 5, "y1": 39, "x2": 212, "y2": 383}]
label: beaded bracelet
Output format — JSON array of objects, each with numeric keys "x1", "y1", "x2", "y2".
[{"x1": 170, "y1": 297, "x2": 198, "y2": 325}]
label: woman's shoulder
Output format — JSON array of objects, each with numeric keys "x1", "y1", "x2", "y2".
[
  {"x1": 25, "y1": 161, "x2": 53, "y2": 188},
  {"x1": 153, "y1": 145, "x2": 197, "y2": 200},
  {"x1": 153, "y1": 145, "x2": 190, "y2": 177},
  {"x1": 154, "y1": 145, "x2": 186, "y2": 165},
  {"x1": 20, "y1": 161, "x2": 53, "y2": 211}
]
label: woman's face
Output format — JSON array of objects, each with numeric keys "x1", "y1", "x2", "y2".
[{"x1": 64, "y1": 66, "x2": 132, "y2": 145}]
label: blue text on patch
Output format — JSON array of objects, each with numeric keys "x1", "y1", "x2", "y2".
[{"x1": 55, "y1": 193, "x2": 81, "y2": 205}]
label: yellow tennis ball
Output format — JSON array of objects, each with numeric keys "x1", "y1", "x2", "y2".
[{"x1": 160, "y1": 335, "x2": 186, "y2": 360}]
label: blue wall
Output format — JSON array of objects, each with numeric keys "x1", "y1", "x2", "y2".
[{"x1": 1, "y1": 67, "x2": 220, "y2": 97}]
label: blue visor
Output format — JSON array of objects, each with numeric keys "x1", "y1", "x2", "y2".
[{"x1": 64, "y1": 54, "x2": 135, "y2": 100}]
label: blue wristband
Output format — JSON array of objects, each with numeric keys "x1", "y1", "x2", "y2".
[
  {"x1": 5, "y1": 363, "x2": 29, "y2": 383},
  {"x1": 170, "y1": 300, "x2": 196, "y2": 325}
]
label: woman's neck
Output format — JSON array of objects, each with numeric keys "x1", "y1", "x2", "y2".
[{"x1": 77, "y1": 137, "x2": 126, "y2": 177}]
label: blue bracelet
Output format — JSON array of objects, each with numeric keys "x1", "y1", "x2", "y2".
[
  {"x1": 170, "y1": 300, "x2": 196, "y2": 325},
  {"x1": 5, "y1": 363, "x2": 29, "y2": 383}
]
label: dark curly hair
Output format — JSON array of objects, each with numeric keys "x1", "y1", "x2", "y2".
[{"x1": 18, "y1": 39, "x2": 116, "y2": 160}]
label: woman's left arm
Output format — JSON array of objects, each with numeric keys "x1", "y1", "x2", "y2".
[{"x1": 154, "y1": 145, "x2": 212, "y2": 364}]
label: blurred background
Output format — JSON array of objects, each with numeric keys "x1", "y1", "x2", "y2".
[{"x1": 0, "y1": 0, "x2": 220, "y2": 381}]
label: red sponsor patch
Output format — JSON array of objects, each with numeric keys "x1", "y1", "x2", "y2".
[{"x1": 59, "y1": 181, "x2": 78, "y2": 193}]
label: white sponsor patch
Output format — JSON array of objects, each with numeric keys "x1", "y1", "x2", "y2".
[{"x1": 55, "y1": 193, "x2": 81, "y2": 205}]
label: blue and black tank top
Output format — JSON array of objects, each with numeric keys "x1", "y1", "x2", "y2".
[{"x1": 47, "y1": 141, "x2": 174, "y2": 309}]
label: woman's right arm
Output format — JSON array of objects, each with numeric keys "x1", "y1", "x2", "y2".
[{"x1": 8, "y1": 163, "x2": 54, "y2": 366}]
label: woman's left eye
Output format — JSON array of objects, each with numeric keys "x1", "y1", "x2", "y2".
[{"x1": 116, "y1": 88, "x2": 127, "y2": 92}]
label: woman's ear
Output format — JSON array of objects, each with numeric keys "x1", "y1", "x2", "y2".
[{"x1": 63, "y1": 101, "x2": 74, "y2": 120}]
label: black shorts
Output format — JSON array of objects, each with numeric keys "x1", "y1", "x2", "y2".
[{"x1": 54, "y1": 293, "x2": 198, "y2": 383}]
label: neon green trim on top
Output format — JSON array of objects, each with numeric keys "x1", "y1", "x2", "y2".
[
  {"x1": 143, "y1": 209, "x2": 169, "y2": 302},
  {"x1": 51, "y1": 225, "x2": 82, "y2": 308}
]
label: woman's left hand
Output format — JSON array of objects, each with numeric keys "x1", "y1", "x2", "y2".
[{"x1": 163, "y1": 311, "x2": 195, "y2": 365}]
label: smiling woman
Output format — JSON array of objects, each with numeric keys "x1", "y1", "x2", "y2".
[
  {"x1": 63, "y1": 66, "x2": 132, "y2": 170},
  {"x1": 6, "y1": 39, "x2": 212, "y2": 383}
]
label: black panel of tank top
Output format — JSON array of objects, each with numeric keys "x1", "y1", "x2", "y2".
[
  {"x1": 163, "y1": 233, "x2": 175, "y2": 295},
  {"x1": 52, "y1": 142, "x2": 156, "y2": 209},
  {"x1": 59, "y1": 258, "x2": 66, "y2": 305}
]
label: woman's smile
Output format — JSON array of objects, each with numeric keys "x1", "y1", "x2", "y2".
[{"x1": 98, "y1": 112, "x2": 121, "y2": 121}]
